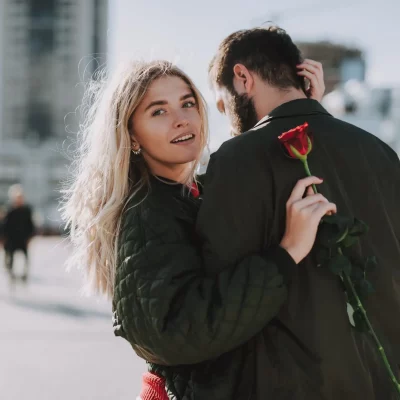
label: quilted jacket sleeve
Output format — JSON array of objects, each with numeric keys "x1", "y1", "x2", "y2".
[{"x1": 113, "y1": 205, "x2": 296, "y2": 366}]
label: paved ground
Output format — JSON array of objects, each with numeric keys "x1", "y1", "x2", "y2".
[{"x1": 0, "y1": 237, "x2": 146, "y2": 400}]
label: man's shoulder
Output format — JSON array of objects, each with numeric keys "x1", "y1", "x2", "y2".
[
  {"x1": 206, "y1": 131, "x2": 273, "y2": 184},
  {"x1": 212, "y1": 126, "x2": 268, "y2": 160},
  {"x1": 210, "y1": 113, "x2": 398, "y2": 167},
  {"x1": 326, "y1": 116, "x2": 398, "y2": 156},
  {"x1": 209, "y1": 135, "x2": 255, "y2": 173}
]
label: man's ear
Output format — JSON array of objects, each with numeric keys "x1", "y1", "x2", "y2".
[{"x1": 232, "y1": 64, "x2": 254, "y2": 94}]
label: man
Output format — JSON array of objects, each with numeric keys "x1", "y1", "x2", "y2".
[
  {"x1": 195, "y1": 27, "x2": 400, "y2": 399},
  {"x1": 3, "y1": 184, "x2": 35, "y2": 281}
]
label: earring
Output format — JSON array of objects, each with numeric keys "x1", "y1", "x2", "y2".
[{"x1": 132, "y1": 146, "x2": 142, "y2": 156}]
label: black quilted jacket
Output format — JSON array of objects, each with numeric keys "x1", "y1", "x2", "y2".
[{"x1": 112, "y1": 176, "x2": 297, "y2": 399}]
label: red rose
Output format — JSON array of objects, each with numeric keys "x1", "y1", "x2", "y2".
[{"x1": 278, "y1": 122, "x2": 312, "y2": 160}]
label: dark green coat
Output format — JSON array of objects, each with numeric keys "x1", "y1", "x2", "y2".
[{"x1": 113, "y1": 176, "x2": 296, "y2": 399}]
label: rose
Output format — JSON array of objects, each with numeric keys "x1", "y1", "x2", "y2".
[
  {"x1": 278, "y1": 122, "x2": 316, "y2": 192},
  {"x1": 278, "y1": 122, "x2": 312, "y2": 160}
]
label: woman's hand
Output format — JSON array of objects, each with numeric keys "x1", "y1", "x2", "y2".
[
  {"x1": 297, "y1": 59, "x2": 325, "y2": 102},
  {"x1": 280, "y1": 176, "x2": 336, "y2": 264}
]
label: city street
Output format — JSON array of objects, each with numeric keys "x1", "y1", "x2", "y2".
[{"x1": 0, "y1": 237, "x2": 146, "y2": 400}]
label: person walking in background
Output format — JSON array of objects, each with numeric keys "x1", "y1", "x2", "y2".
[
  {"x1": 0, "y1": 206, "x2": 6, "y2": 243},
  {"x1": 3, "y1": 184, "x2": 35, "y2": 282}
]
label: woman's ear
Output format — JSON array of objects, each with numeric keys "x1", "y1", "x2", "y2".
[
  {"x1": 232, "y1": 64, "x2": 254, "y2": 95},
  {"x1": 131, "y1": 138, "x2": 140, "y2": 150},
  {"x1": 130, "y1": 134, "x2": 140, "y2": 150},
  {"x1": 131, "y1": 137, "x2": 142, "y2": 155}
]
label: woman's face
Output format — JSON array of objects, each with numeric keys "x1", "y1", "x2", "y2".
[{"x1": 131, "y1": 75, "x2": 203, "y2": 180}]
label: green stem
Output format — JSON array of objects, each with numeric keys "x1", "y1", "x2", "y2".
[
  {"x1": 339, "y1": 249, "x2": 400, "y2": 397},
  {"x1": 302, "y1": 159, "x2": 318, "y2": 194},
  {"x1": 300, "y1": 153, "x2": 399, "y2": 395}
]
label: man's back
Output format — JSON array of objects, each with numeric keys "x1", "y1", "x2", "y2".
[{"x1": 197, "y1": 99, "x2": 400, "y2": 399}]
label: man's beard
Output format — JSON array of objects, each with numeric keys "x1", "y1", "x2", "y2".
[{"x1": 227, "y1": 92, "x2": 259, "y2": 136}]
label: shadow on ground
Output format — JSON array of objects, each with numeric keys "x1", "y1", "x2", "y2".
[{"x1": 5, "y1": 296, "x2": 110, "y2": 320}]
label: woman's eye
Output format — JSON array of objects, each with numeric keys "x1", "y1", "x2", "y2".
[
  {"x1": 183, "y1": 101, "x2": 196, "y2": 108},
  {"x1": 152, "y1": 109, "x2": 165, "y2": 116}
]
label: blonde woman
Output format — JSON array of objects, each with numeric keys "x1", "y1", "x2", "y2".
[{"x1": 62, "y1": 60, "x2": 331, "y2": 399}]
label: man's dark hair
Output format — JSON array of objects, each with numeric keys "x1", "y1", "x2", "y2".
[{"x1": 209, "y1": 26, "x2": 305, "y2": 93}]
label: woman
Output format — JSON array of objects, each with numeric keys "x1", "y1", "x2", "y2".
[{"x1": 62, "y1": 60, "x2": 333, "y2": 399}]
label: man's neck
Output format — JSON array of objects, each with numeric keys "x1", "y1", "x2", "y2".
[{"x1": 255, "y1": 88, "x2": 307, "y2": 121}]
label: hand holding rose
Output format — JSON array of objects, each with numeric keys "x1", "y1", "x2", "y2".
[{"x1": 280, "y1": 176, "x2": 337, "y2": 264}]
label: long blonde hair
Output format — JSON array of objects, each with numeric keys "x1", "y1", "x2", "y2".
[{"x1": 61, "y1": 60, "x2": 209, "y2": 298}]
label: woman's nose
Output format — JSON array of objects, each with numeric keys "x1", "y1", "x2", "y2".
[{"x1": 173, "y1": 111, "x2": 189, "y2": 129}]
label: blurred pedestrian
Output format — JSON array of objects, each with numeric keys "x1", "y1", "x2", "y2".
[
  {"x1": 0, "y1": 206, "x2": 6, "y2": 245},
  {"x1": 3, "y1": 184, "x2": 35, "y2": 281}
]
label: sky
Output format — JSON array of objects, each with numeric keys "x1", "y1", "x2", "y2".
[{"x1": 108, "y1": 0, "x2": 400, "y2": 150}]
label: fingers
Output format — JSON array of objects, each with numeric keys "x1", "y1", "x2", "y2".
[
  {"x1": 297, "y1": 62, "x2": 320, "y2": 77},
  {"x1": 311, "y1": 201, "x2": 337, "y2": 220},
  {"x1": 297, "y1": 60, "x2": 323, "y2": 81},
  {"x1": 297, "y1": 69, "x2": 319, "y2": 90},
  {"x1": 297, "y1": 60, "x2": 325, "y2": 100},
  {"x1": 306, "y1": 186, "x2": 314, "y2": 197},
  {"x1": 298, "y1": 59, "x2": 323, "y2": 71},
  {"x1": 287, "y1": 176, "x2": 323, "y2": 205},
  {"x1": 294, "y1": 193, "x2": 328, "y2": 210}
]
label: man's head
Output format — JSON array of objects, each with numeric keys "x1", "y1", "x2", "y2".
[{"x1": 209, "y1": 26, "x2": 306, "y2": 134}]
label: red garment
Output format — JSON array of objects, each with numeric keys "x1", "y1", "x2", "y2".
[
  {"x1": 139, "y1": 372, "x2": 169, "y2": 400},
  {"x1": 190, "y1": 181, "x2": 200, "y2": 198}
]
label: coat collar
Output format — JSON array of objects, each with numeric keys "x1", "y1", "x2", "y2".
[
  {"x1": 150, "y1": 175, "x2": 202, "y2": 199},
  {"x1": 148, "y1": 175, "x2": 202, "y2": 224},
  {"x1": 253, "y1": 99, "x2": 332, "y2": 129}
]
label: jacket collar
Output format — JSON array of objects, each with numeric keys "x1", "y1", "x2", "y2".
[
  {"x1": 253, "y1": 99, "x2": 332, "y2": 129},
  {"x1": 148, "y1": 175, "x2": 201, "y2": 225}
]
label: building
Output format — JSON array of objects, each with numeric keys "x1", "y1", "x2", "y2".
[
  {"x1": 297, "y1": 40, "x2": 399, "y2": 154},
  {"x1": 0, "y1": 0, "x2": 108, "y2": 231},
  {"x1": 322, "y1": 81, "x2": 400, "y2": 154},
  {"x1": 297, "y1": 41, "x2": 366, "y2": 94}
]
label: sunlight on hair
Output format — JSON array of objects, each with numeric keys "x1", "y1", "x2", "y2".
[{"x1": 60, "y1": 59, "x2": 209, "y2": 298}]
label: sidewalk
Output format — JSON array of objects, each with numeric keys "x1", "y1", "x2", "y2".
[{"x1": 0, "y1": 237, "x2": 146, "y2": 400}]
